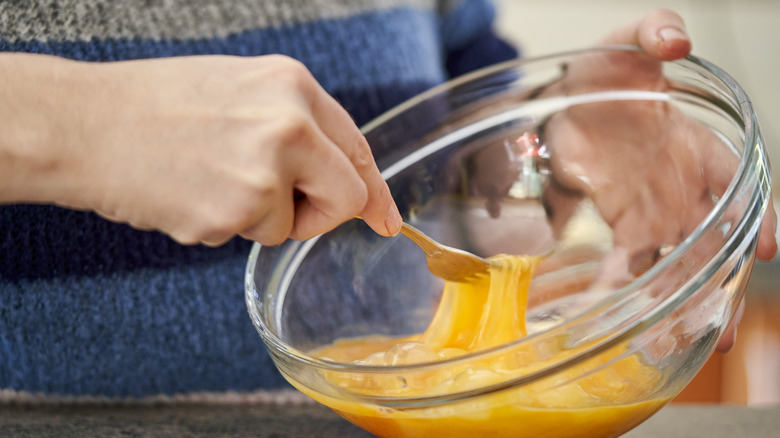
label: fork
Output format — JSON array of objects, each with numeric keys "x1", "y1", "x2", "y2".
[{"x1": 398, "y1": 222, "x2": 492, "y2": 283}]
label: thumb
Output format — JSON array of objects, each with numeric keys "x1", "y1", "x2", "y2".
[{"x1": 602, "y1": 9, "x2": 692, "y2": 61}]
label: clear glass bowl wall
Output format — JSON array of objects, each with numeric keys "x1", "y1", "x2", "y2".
[{"x1": 246, "y1": 48, "x2": 770, "y2": 422}]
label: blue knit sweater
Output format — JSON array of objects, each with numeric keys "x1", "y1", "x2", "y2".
[{"x1": 0, "y1": 0, "x2": 517, "y2": 400}]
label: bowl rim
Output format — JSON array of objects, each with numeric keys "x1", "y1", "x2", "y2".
[{"x1": 245, "y1": 45, "x2": 771, "y2": 406}]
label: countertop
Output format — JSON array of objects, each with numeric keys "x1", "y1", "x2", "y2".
[{"x1": 1, "y1": 402, "x2": 778, "y2": 437}]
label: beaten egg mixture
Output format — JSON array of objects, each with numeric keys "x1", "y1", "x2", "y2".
[{"x1": 296, "y1": 254, "x2": 668, "y2": 438}]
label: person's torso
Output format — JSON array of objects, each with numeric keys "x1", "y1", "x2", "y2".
[{"x1": 0, "y1": 0, "x2": 503, "y2": 400}]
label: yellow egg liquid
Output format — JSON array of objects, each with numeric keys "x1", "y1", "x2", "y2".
[{"x1": 300, "y1": 254, "x2": 669, "y2": 438}]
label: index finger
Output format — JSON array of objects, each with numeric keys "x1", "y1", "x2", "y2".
[{"x1": 306, "y1": 80, "x2": 402, "y2": 237}]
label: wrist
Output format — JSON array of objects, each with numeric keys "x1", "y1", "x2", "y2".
[{"x1": 0, "y1": 53, "x2": 98, "y2": 208}]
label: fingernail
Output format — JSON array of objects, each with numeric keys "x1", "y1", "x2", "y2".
[
  {"x1": 385, "y1": 205, "x2": 402, "y2": 236},
  {"x1": 658, "y1": 27, "x2": 688, "y2": 43}
]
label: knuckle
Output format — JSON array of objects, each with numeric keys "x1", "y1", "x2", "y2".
[
  {"x1": 168, "y1": 228, "x2": 204, "y2": 246},
  {"x1": 187, "y1": 203, "x2": 256, "y2": 245},
  {"x1": 258, "y1": 231, "x2": 288, "y2": 246},
  {"x1": 267, "y1": 54, "x2": 307, "y2": 73},
  {"x1": 200, "y1": 234, "x2": 233, "y2": 247},
  {"x1": 241, "y1": 216, "x2": 292, "y2": 246},
  {"x1": 269, "y1": 108, "x2": 316, "y2": 147},
  {"x1": 265, "y1": 55, "x2": 317, "y2": 93},
  {"x1": 346, "y1": 135, "x2": 374, "y2": 170}
]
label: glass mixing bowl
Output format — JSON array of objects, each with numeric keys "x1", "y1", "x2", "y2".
[{"x1": 245, "y1": 47, "x2": 772, "y2": 438}]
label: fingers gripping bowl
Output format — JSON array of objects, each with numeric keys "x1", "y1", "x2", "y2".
[{"x1": 245, "y1": 48, "x2": 771, "y2": 438}]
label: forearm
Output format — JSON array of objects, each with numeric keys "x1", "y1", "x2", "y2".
[
  {"x1": 0, "y1": 53, "x2": 400, "y2": 245},
  {"x1": 0, "y1": 53, "x2": 96, "y2": 208}
]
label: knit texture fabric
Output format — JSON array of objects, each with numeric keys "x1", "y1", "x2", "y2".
[{"x1": 0, "y1": 0, "x2": 517, "y2": 399}]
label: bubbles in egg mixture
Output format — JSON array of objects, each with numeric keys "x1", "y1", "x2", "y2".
[
  {"x1": 450, "y1": 368, "x2": 504, "y2": 391},
  {"x1": 385, "y1": 341, "x2": 437, "y2": 365},
  {"x1": 355, "y1": 351, "x2": 386, "y2": 366},
  {"x1": 424, "y1": 367, "x2": 508, "y2": 395}
]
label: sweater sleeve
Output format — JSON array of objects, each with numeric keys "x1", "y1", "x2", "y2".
[{"x1": 438, "y1": 0, "x2": 520, "y2": 79}]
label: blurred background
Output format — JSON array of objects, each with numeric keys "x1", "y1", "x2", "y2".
[{"x1": 492, "y1": 0, "x2": 780, "y2": 406}]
